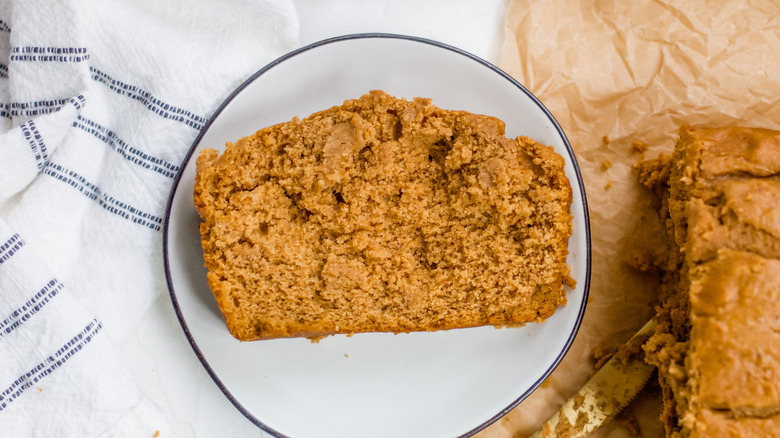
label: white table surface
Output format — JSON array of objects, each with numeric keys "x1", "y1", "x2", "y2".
[{"x1": 124, "y1": 1, "x2": 508, "y2": 436}]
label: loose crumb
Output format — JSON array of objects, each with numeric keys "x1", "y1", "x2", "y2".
[
  {"x1": 591, "y1": 343, "x2": 618, "y2": 370},
  {"x1": 37, "y1": 388, "x2": 42, "y2": 392},
  {"x1": 572, "y1": 393, "x2": 586, "y2": 411},
  {"x1": 344, "y1": 353, "x2": 349, "y2": 358},
  {"x1": 153, "y1": 431, "x2": 160, "y2": 438},
  {"x1": 554, "y1": 410, "x2": 575, "y2": 437},
  {"x1": 631, "y1": 140, "x2": 648, "y2": 154},
  {"x1": 624, "y1": 247, "x2": 658, "y2": 273}
]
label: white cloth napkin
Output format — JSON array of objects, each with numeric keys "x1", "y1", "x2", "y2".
[{"x1": 0, "y1": 0, "x2": 298, "y2": 436}]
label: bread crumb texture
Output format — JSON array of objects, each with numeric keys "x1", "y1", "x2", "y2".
[{"x1": 194, "y1": 90, "x2": 574, "y2": 341}]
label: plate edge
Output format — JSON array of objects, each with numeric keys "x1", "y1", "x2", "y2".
[{"x1": 161, "y1": 32, "x2": 593, "y2": 438}]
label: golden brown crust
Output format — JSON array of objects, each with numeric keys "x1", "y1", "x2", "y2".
[
  {"x1": 691, "y1": 126, "x2": 780, "y2": 179},
  {"x1": 689, "y1": 250, "x2": 780, "y2": 417},
  {"x1": 194, "y1": 90, "x2": 574, "y2": 341},
  {"x1": 685, "y1": 181, "x2": 780, "y2": 263},
  {"x1": 641, "y1": 125, "x2": 780, "y2": 437},
  {"x1": 690, "y1": 409, "x2": 780, "y2": 438}
]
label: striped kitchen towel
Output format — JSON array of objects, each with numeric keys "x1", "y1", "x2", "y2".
[{"x1": 0, "y1": 0, "x2": 298, "y2": 436}]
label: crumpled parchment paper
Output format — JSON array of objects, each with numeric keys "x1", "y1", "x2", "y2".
[{"x1": 478, "y1": 1, "x2": 780, "y2": 436}]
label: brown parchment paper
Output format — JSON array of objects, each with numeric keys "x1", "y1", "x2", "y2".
[{"x1": 478, "y1": 1, "x2": 780, "y2": 437}]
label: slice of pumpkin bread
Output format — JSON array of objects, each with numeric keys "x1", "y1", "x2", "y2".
[{"x1": 194, "y1": 90, "x2": 574, "y2": 341}]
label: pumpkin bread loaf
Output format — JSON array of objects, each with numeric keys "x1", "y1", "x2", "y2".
[{"x1": 639, "y1": 126, "x2": 780, "y2": 437}]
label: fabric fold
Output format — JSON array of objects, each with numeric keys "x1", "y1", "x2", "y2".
[{"x1": 0, "y1": 0, "x2": 299, "y2": 435}]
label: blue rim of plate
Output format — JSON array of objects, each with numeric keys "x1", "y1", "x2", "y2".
[{"x1": 162, "y1": 32, "x2": 591, "y2": 438}]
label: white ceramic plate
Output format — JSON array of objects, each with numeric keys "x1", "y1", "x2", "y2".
[{"x1": 163, "y1": 34, "x2": 590, "y2": 438}]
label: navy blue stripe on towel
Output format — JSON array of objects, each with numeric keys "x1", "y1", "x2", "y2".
[
  {"x1": 0, "y1": 234, "x2": 24, "y2": 265},
  {"x1": 43, "y1": 163, "x2": 163, "y2": 231},
  {"x1": 70, "y1": 94, "x2": 86, "y2": 111},
  {"x1": 10, "y1": 46, "x2": 89, "y2": 63},
  {"x1": 89, "y1": 67, "x2": 206, "y2": 130},
  {"x1": 19, "y1": 121, "x2": 43, "y2": 170},
  {"x1": 0, "y1": 280, "x2": 63, "y2": 340},
  {"x1": 0, "y1": 319, "x2": 103, "y2": 411},
  {"x1": 20, "y1": 119, "x2": 48, "y2": 171},
  {"x1": 4, "y1": 94, "x2": 86, "y2": 118},
  {"x1": 73, "y1": 115, "x2": 180, "y2": 179}
]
